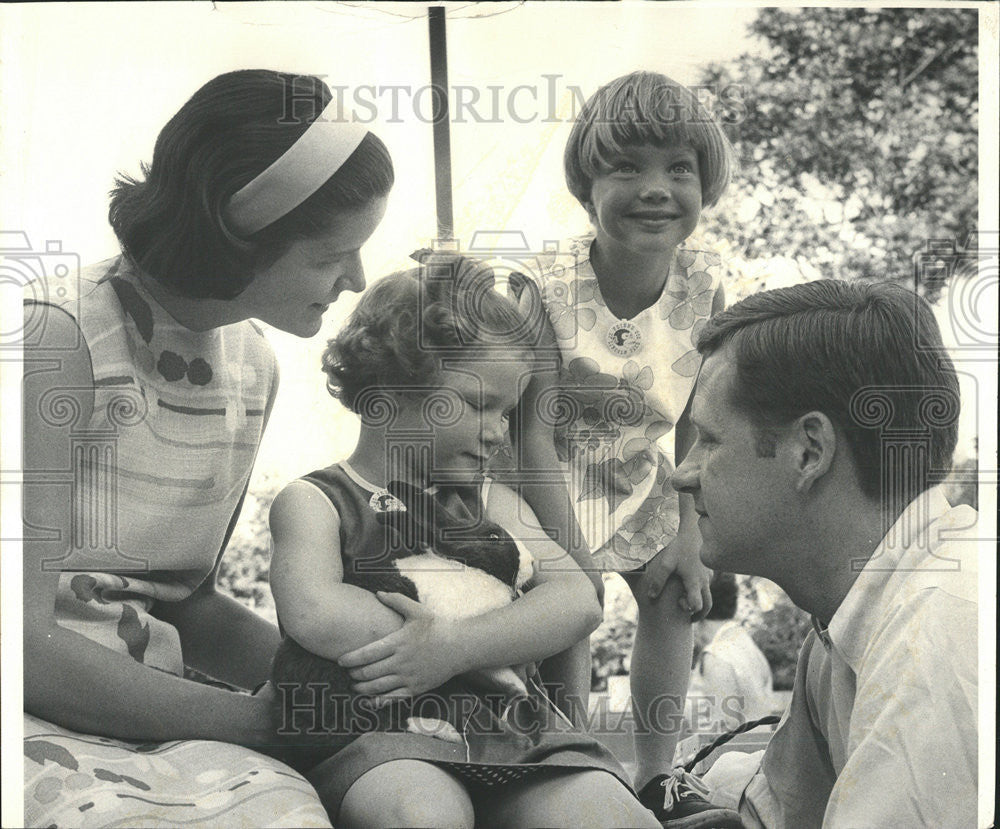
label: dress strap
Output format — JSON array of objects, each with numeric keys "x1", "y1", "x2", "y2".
[{"x1": 338, "y1": 459, "x2": 381, "y2": 493}]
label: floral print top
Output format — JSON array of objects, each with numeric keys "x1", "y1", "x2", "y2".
[{"x1": 533, "y1": 236, "x2": 722, "y2": 572}]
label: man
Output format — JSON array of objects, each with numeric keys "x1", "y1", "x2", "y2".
[{"x1": 671, "y1": 280, "x2": 978, "y2": 828}]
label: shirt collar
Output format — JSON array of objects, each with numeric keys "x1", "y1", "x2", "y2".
[{"x1": 825, "y1": 486, "x2": 953, "y2": 669}]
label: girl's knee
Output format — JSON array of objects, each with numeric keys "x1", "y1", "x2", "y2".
[
  {"x1": 342, "y1": 792, "x2": 474, "y2": 829},
  {"x1": 392, "y1": 796, "x2": 475, "y2": 829},
  {"x1": 557, "y1": 771, "x2": 661, "y2": 828},
  {"x1": 338, "y1": 761, "x2": 474, "y2": 829},
  {"x1": 496, "y1": 771, "x2": 660, "y2": 829}
]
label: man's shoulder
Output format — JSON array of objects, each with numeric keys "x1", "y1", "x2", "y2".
[
  {"x1": 859, "y1": 503, "x2": 979, "y2": 681},
  {"x1": 893, "y1": 501, "x2": 979, "y2": 607}
]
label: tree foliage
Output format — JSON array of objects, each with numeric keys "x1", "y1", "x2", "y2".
[
  {"x1": 746, "y1": 594, "x2": 813, "y2": 691},
  {"x1": 591, "y1": 575, "x2": 637, "y2": 689},
  {"x1": 698, "y1": 7, "x2": 978, "y2": 300},
  {"x1": 217, "y1": 477, "x2": 281, "y2": 625}
]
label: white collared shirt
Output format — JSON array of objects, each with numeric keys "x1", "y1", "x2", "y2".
[{"x1": 706, "y1": 487, "x2": 979, "y2": 828}]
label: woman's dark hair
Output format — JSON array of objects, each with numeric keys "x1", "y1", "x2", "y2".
[
  {"x1": 324, "y1": 255, "x2": 536, "y2": 418},
  {"x1": 697, "y1": 279, "x2": 960, "y2": 503},
  {"x1": 109, "y1": 70, "x2": 394, "y2": 299}
]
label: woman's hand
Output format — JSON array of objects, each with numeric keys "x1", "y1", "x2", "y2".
[
  {"x1": 336, "y1": 592, "x2": 463, "y2": 706},
  {"x1": 643, "y1": 530, "x2": 713, "y2": 620},
  {"x1": 242, "y1": 682, "x2": 288, "y2": 757}
]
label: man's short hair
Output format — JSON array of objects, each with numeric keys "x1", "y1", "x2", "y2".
[{"x1": 696, "y1": 280, "x2": 960, "y2": 502}]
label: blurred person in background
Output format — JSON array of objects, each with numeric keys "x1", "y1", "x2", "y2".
[{"x1": 688, "y1": 572, "x2": 774, "y2": 733}]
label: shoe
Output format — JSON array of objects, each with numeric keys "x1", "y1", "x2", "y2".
[{"x1": 637, "y1": 769, "x2": 745, "y2": 828}]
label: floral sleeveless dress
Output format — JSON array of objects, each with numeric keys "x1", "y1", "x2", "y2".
[
  {"x1": 533, "y1": 236, "x2": 722, "y2": 572},
  {"x1": 22, "y1": 256, "x2": 331, "y2": 827}
]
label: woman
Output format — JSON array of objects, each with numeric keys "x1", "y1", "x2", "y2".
[{"x1": 22, "y1": 69, "x2": 392, "y2": 827}]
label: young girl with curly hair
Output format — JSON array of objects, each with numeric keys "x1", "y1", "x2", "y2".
[{"x1": 267, "y1": 255, "x2": 662, "y2": 828}]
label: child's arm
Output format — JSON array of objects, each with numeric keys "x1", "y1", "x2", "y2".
[
  {"x1": 268, "y1": 481, "x2": 406, "y2": 660},
  {"x1": 640, "y1": 284, "x2": 726, "y2": 613},
  {"x1": 339, "y1": 482, "x2": 603, "y2": 705},
  {"x1": 509, "y1": 298, "x2": 603, "y2": 602},
  {"x1": 637, "y1": 403, "x2": 711, "y2": 617}
]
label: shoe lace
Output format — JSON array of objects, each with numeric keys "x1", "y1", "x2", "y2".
[
  {"x1": 652, "y1": 715, "x2": 783, "y2": 814},
  {"x1": 660, "y1": 769, "x2": 713, "y2": 810},
  {"x1": 660, "y1": 774, "x2": 682, "y2": 811}
]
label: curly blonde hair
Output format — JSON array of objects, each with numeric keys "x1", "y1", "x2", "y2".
[{"x1": 323, "y1": 254, "x2": 536, "y2": 416}]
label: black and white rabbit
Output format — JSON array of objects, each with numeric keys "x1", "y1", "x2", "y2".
[{"x1": 269, "y1": 479, "x2": 534, "y2": 763}]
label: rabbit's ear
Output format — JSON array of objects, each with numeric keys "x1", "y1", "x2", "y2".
[
  {"x1": 386, "y1": 480, "x2": 460, "y2": 549},
  {"x1": 384, "y1": 480, "x2": 430, "y2": 520},
  {"x1": 380, "y1": 481, "x2": 433, "y2": 550}
]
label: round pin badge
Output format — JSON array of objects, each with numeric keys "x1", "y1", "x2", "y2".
[
  {"x1": 606, "y1": 319, "x2": 642, "y2": 357},
  {"x1": 369, "y1": 490, "x2": 406, "y2": 513}
]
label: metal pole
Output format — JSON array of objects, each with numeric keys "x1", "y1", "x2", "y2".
[{"x1": 428, "y1": 6, "x2": 454, "y2": 241}]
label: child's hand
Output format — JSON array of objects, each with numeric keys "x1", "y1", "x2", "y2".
[
  {"x1": 251, "y1": 680, "x2": 278, "y2": 704},
  {"x1": 645, "y1": 531, "x2": 713, "y2": 619},
  {"x1": 673, "y1": 540, "x2": 713, "y2": 621},
  {"x1": 337, "y1": 592, "x2": 462, "y2": 707},
  {"x1": 461, "y1": 665, "x2": 531, "y2": 700}
]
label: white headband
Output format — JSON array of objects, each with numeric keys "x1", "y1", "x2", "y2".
[{"x1": 225, "y1": 98, "x2": 369, "y2": 236}]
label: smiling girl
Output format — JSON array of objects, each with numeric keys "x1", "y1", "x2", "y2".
[{"x1": 513, "y1": 70, "x2": 742, "y2": 826}]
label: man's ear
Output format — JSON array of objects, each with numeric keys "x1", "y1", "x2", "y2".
[
  {"x1": 791, "y1": 411, "x2": 837, "y2": 493},
  {"x1": 583, "y1": 200, "x2": 597, "y2": 224}
]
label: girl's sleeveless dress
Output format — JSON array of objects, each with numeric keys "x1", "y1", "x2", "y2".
[
  {"x1": 291, "y1": 463, "x2": 633, "y2": 817},
  {"x1": 22, "y1": 257, "x2": 331, "y2": 828},
  {"x1": 531, "y1": 236, "x2": 723, "y2": 573}
]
